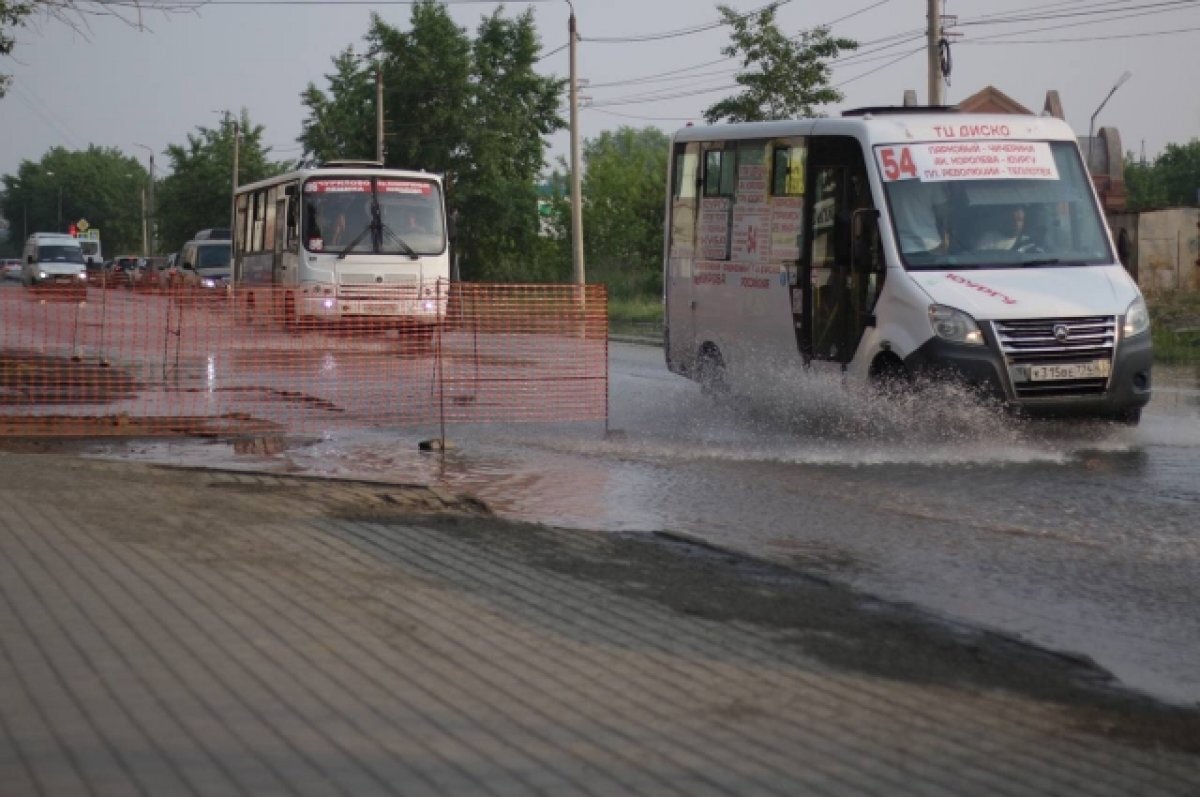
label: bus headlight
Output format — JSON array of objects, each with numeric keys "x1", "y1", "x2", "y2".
[
  {"x1": 1123, "y1": 297, "x2": 1150, "y2": 338},
  {"x1": 929, "y1": 304, "x2": 984, "y2": 345}
]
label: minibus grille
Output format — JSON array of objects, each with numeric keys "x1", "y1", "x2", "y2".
[
  {"x1": 336, "y1": 274, "x2": 424, "y2": 302},
  {"x1": 339, "y1": 273, "x2": 418, "y2": 285},
  {"x1": 993, "y1": 316, "x2": 1116, "y2": 399}
]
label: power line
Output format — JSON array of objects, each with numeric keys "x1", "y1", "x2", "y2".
[
  {"x1": 582, "y1": 0, "x2": 792, "y2": 44},
  {"x1": 967, "y1": 21, "x2": 1200, "y2": 44},
  {"x1": 8, "y1": 85, "x2": 82, "y2": 151},
  {"x1": 958, "y1": 1, "x2": 1200, "y2": 42},
  {"x1": 833, "y1": 46, "x2": 924, "y2": 88},
  {"x1": 957, "y1": 0, "x2": 1199, "y2": 27}
]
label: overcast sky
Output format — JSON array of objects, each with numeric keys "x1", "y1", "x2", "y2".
[{"x1": 1, "y1": 0, "x2": 1196, "y2": 180}]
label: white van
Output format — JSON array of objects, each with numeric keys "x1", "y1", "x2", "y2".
[
  {"x1": 663, "y1": 109, "x2": 1152, "y2": 423},
  {"x1": 22, "y1": 232, "x2": 87, "y2": 288}
]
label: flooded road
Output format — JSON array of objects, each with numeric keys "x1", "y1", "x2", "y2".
[{"x1": 82, "y1": 342, "x2": 1200, "y2": 707}]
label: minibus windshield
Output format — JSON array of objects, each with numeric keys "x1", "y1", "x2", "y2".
[
  {"x1": 37, "y1": 245, "x2": 84, "y2": 264},
  {"x1": 881, "y1": 140, "x2": 1112, "y2": 270},
  {"x1": 302, "y1": 176, "x2": 445, "y2": 256}
]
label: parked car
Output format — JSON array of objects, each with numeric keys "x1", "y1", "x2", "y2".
[
  {"x1": 131, "y1": 256, "x2": 173, "y2": 290},
  {"x1": 1, "y1": 258, "x2": 22, "y2": 281},
  {"x1": 106, "y1": 256, "x2": 144, "y2": 287}
]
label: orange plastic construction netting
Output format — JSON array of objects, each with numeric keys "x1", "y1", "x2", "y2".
[{"x1": 0, "y1": 281, "x2": 608, "y2": 437}]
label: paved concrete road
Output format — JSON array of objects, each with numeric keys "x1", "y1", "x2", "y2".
[{"x1": 0, "y1": 451, "x2": 1198, "y2": 796}]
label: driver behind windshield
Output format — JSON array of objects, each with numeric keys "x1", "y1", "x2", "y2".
[{"x1": 970, "y1": 205, "x2": 1039, "y2": 252}]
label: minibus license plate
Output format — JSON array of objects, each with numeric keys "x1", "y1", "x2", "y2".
[
  {"x1": 363, "y1": 303, "x2": 399, "y2": 315},
  {"x1": 1029, "y1": 360, "x2": 1110, "y2": 381}
]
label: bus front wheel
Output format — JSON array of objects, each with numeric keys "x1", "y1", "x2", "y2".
[
  {"x1": 696, "y1": 346, "x2": 728, "y2": 398},
  {"x1": 868, "y1": 353, "x2": 912, "y2": 396}
]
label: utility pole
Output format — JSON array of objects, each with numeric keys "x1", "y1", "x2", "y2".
[
  {"x1": 376, "y1": 65, "x2": 385, "y2": 164},
  {"x1": 135, "y1": 143, "x2": 156, "y2": 255},
  {"x1": 927, "y1": 0, "x2": 943, "y2": 106},
  {"x1": 227, "y1": 112, "x2": 240, "y2": 240},
  {"x1": 140, "y1": 187, "x2": 148, "y2": 257},
  {"x1": 567, "y1": 2, "x2": 585, "y2": 285}
]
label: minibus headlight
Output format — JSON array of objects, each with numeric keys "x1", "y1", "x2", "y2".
[
  {"x1": 929, "y1": 304, "x2": 984, "y2": 346},
  {"x1": 1123, "y1": 297, "x2": 1150, "y2": 338}
]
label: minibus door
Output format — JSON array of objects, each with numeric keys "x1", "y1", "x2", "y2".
[
  {"x1": 666, "y1": 142, "x2": 701, "y2": 370},
  {"x1": 801, "y1": 137, "x2": 876, "y2": 364},
  {"x1": 272, "y1": 196, "x2": 289, "y2": 285}
]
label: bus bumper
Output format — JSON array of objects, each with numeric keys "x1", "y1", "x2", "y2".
[{"x1": 902, "y1": 333, "x2": 1152, "y2": 419}]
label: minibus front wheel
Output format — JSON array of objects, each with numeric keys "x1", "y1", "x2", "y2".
[
  {"x1": 696, "y1": 345, "x2": 729, "y2": 398},
  {"x1": 1109, "y1": 407, "x2": 1142, "y2": 426},
  {"x1": 868, "y1": 352, "x2": 911, "y2": 396}
]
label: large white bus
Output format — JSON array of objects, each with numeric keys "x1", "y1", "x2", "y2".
[
  {"x1": 233, "y1": 161, "x2": 449, "y2": 331},
  {"x1": 663, "y1": 109, "x2": 1152, "y2": 423}
]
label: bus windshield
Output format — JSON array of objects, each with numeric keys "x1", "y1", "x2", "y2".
[
  {"x1": 881, "y1": 140, "x2": 1111, "y2": 270},
  {"x1": 37, "y1": 245, "x2": 84, "y2": 264},
  {"x1": 196, "y1": 244, "x2": 231, "y2": 270},
  {"x1": 302, "y1": 176, "x2": 445, "y2": 256}
]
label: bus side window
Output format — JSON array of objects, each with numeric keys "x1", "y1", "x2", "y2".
[
  {"x1": 285, "y1": 186, "x2": 299, "y2": 249},
  {"x1": 772, "y1": 143, "x2": 807, "y2": 196}
]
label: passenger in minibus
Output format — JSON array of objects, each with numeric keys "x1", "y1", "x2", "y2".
[{"x1": 971, "y1": 205, "x2": 1040, "y2": 252}]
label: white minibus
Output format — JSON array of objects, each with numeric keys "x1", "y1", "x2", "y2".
[
  {"x1": 233, "y1": 161, "x2": 449, "y2": 334},
  {"x1": 663, "y1": 109, "x2": 1151, "y2": 423},
  {"x1": 22, "y1": 232, "x2": 87, "y2": 288}
]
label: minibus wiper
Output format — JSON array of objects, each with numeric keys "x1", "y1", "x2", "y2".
[
  {"x1": 1016, "y1": 258, "x2": 1062, "y2": 267},
  {"x1": 379, "y1": 223, "x2": 419, "y2": 260},
  {"x1": 336, "y1": 224, "x2": 373, "y2": 260}
]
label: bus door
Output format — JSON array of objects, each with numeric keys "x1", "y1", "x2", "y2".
[
  {"x1": 666, "y1": 141, "x2": 700, "y2": 370},
  {"x1": 801, "y1": 136, "x2": 877, "y2": 363},
  {"x1": 272, "y1": 194, "x2": 289, "y2": 285}
]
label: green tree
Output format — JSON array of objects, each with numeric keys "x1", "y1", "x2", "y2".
[
  {"x1": 0, "y1": 0, "x2": 35, "y2": 97},
  {"x1": 1, "y1": 146, "x2": 147, "y2": 255},
  {"x1": 1125, "y1": 141, "x2": 1200, "y2": 211},
  {"x1": 366, "y1": 3, "x2": 473, "y2": 176},
  {"x1": 578, "y1": 126, "x2": 669, "y2": 299},
  {"x1": 299, "y1": 0, "x2": 564, "y2": 281},
  {"x1": 298, "y1": 48, "x2": 376, "y2": 163},
  {"x1": 156, "y1": 110, "x2": 287, "y2": 253},
  {"x1": 703, "y1": 4, "x2": 856, "y2": 124},
  {"x1": 1124, "y1": 157, "x2": 1167, "y2": 211},
  {"x1": 453, "y1": 7, "x2": 565, "y2": 281}
]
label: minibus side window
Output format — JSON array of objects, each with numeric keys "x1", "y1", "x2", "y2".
[
  {"x1": 704, "y1": 150, "x2": 732, "y2": 196},
  {"x1": 772, "y1": 144, "x2": 806, "y2": 197},
  {"x1": 670, "y1": 143, "x2": 700, "y2": 259}
]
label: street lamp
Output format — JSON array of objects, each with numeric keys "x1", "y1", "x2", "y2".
[
  {"x1": 45, "y1": 170, "x2": 63, "y2": 231},
  {"x1": 1087, "y1": 70, "x2": 1132, "y2": 172},
  {"x1": 134, "y1": 143, "x2": 156, "y2": 256}
]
